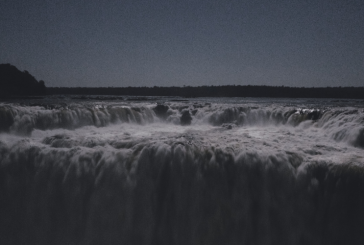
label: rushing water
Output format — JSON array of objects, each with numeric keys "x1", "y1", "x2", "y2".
[{"x1": 0, "y1": 96, "x2": 363, "y2": 245}]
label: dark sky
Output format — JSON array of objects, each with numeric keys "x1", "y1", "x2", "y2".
[{"x1": 1, "y1": 0, "x2": 363, "y2": 87}]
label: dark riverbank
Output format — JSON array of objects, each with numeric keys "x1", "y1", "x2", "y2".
[{"x1": 47, "y1": 86, "x2": 364, "y2": 99}]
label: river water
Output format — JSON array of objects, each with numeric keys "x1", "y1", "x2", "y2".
[{"x1": 0, "y1": 96, "x2": 363, "y2": 245}]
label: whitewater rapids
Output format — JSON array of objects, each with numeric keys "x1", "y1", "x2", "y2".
[{"x1": 0, "y1": 97, "x2": 363, "y2": 245}]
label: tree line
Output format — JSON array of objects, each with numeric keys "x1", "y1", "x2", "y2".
[
  {"x1": 48, "y1": 85, "x2": 364, "y2": 99},
  {"x1": 1, "y1": 63, "x2": 363, "y2": 99}
]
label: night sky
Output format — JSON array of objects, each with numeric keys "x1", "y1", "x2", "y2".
[{"x1": 1, "y1": 0, "x2": 363, "y2": 87}]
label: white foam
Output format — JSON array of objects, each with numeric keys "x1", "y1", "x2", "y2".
[{"x1": 0, "y1": 99, "x2": 363, "y2": 244}]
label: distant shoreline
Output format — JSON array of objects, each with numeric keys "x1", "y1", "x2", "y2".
[{"x1": 45, "y1": 86, "x2": 364, "y2": 99}]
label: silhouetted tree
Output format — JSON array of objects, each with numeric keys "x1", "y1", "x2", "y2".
[{"x1": 0, "y1": 63, "x2": 46, "y2": 96}]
